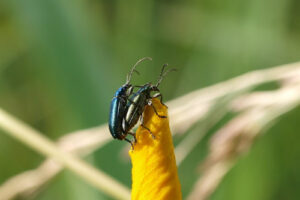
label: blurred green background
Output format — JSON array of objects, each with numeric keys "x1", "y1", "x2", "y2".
[{"x1": 0, "y1": 0, "x2": 300, "y2": 199}]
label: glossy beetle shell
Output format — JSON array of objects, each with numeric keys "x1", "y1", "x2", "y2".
[
  {"x1": 124, "y1": 84, "x2": 153, "y2": 132},
  {"x1": 109, "y1": 85, "x2": 132, "y2": 139}
]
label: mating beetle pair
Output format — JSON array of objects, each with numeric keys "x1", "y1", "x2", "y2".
[{"x1": 108, "y1": 57, "x2": 175, "y2": 147}]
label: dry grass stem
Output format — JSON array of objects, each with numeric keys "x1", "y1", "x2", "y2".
[
  {"x1": 0, "y1": 109, "x2": 130, "y2": 200},
  {"x1": 187, "y1": 78, "x2": 300, "y2": 200},
  {"x1": 0, "y1": 126, "x2": 112, "y2": 200}
]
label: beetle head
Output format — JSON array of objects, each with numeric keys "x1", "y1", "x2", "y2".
[
  {"x1": 118, "y1": 83, "x2": 134, "y2": 97},
  {"x1": 150, "y1": 84, "x2": 159, "y2": 92}
]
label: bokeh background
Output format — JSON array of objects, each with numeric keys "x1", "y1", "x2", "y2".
[{"x1": 0, "y1": 0, "x2": 300, "y2": 199}]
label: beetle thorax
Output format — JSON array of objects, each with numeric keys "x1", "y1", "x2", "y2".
[{"x1": 114, "y1": 84, "x2": 132, "y2": 97}]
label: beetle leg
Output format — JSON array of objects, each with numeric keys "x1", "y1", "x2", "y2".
[
  {"x1": 124, "y1": 138, "x2": 134, "y2": 149},
  {"x1": 152, "y1": 93, "x2": 168, "y2": 108},
  {"x1": 141, "y1": 124, "x2": 155, "y2": 139},
  {"x1": 121, "y1": 119, "x2": 137, "y2": 143},
  {"x1": 149, "y1": 101, "x2": 167, "y2": 118},
  {"x1": 128, "y1": 132, "x2": 137, "y2": 143},
  {"x1": 140, "y1": 116, "x2": 155, "y2": 139}
]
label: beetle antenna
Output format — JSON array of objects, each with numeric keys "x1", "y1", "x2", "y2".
[
  {"x1": 155, "y1": 63, "x2": 177, "y2": 87},
  {"x1": 126, "y1": 57, "x2": 152, "y2": 84}
]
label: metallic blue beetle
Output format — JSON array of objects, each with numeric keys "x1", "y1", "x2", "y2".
[
  {"x1": 108, "y1": 57, "x2": 152, "y2": 145},
  {"x1": 123, "y1": 64, "x2": 176, "y2": 138}
]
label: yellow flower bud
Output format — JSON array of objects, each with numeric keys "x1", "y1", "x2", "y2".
[{"x1": 130, "y1": 98, "x2": 182, "y2": 200}]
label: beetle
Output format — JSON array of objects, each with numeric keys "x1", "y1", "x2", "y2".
[
  {"x1": 108, "y1": 57, "x2": 152, "y2": 145},
  {"x1": 123, "y1": 63, "x2": 176, "y2": 138}
]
